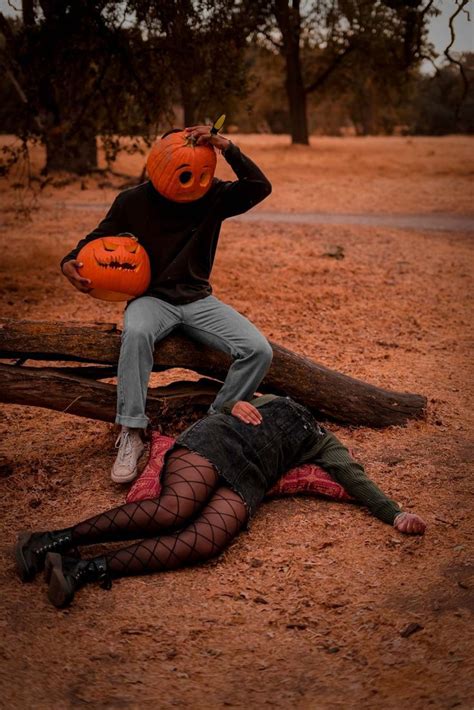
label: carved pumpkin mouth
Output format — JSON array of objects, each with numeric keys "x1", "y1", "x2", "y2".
[{"x1": 94, "y1": 255, "x2": 141, "y2": 271}]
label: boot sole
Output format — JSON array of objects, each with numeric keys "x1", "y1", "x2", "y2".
[
  {"x1": 44, "y1": 550, "x2": 80, "y2": 583},
  {"x1": 44, "y1": 551, "x2": 55, "y2": 583},
  {"x1": 15, "y1": 532, "x2": 36, "y2": 583},
  {"x1": 46, "y1": 553, "x2": 75, "y2": 608}
]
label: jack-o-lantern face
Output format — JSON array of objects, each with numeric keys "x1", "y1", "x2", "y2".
[
  {"x1": 77, "y1": 234, "x2": 151, "y2": 302},
  {"x1": 146, "y1": 130, "x2": 217, "y2": 202}
]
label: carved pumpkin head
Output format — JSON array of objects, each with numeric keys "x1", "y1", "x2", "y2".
[
  {"x1": 77, "y1": 234, "x2": 151, "y2": 302},
  {"x1": 146, "y1": 129, "x2": 217, "y2": 202}
]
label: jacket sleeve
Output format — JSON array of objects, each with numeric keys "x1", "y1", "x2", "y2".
[
  {"x1": 216, "y1": 141, "x2": 272, "y2": 219},
  {"x1": 59, "y1": 192, "x2": 128, "y2": 270},
  {"x1": 302, "y1": 431, "x2": 402, "y2": 525},
  {"x1": 220, "y1": 395, "x2": 277, "y2": 415},
  {"x1": 221, "y1": 400, "x2": 238, "y2": 415}
]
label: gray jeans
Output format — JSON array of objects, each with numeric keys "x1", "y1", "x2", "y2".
[{"x1": 115, "y1": 294, "x2": 273, "y2": 428}]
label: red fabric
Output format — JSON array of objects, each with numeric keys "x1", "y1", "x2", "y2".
[
  {"x1": 126, "y1": 431, "x2": 353, "y2": 504},
  {"x1": 126, "y1": 433, "x2": 174, "y2": 502},
  {"x1": 266, "y1": 463, "x2": 352, "y2": 500}
]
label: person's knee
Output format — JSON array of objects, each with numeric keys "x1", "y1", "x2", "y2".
[
  {"x1": 251, "y1": 338, "x2": 273, "y2": 369},
  {"x1": 156, "y1": 492, "x2": 186, "y2": 527}
]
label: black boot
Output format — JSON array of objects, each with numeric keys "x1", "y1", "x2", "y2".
[
  {"x1": 15, "y1": 529, "x2": 76, "y2": 582},
  {"x1": 46, "y1": 552, "x2": 111, "y2": 608}
]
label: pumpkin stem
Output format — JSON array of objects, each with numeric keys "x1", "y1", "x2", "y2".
[{"x1": 184, "y1": 134, "x2": 198, "y2": 148}]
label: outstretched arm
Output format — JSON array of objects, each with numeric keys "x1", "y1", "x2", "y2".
[
  {"x1": 304, "y1": 430, "x2": 426, "y2": 534},
  {"x1": 221, "y1": 400, "x2": 426, "y2": 535},
  {"x1": 184, "y1": 126, "x2": 272, "y2": 218}
]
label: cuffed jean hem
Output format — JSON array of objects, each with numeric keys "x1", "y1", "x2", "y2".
[{"x1": 115, "y1": 414, "x2": 149, "y2": 428}]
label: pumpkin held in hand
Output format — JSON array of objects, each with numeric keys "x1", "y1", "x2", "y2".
[
  {"x1": 146, "y1": 129, "x2": 217, "y2": 202},
  {"x1": 77, "y1": 234, "x2": 151, "y2": 302}
]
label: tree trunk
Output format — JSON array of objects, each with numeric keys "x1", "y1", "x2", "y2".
[
  {"x1": 0, "y1": 319, "x2": 427, "y2": 427},
  {"x1": 0, "y1": 364, "x2": 221, "y2": 424},
  {"x1": 22, "y1": 0, "x2": 35, "y2": 26},
  {"x1": 179, "y1": 76, "x2": 198, "y2": 127},
  {"x1": 284, "y1": 54, "x2": 309, "y2": 144},
  {"x1": 274, "y1": 0, "x2": 309, "y2": 145},
  {"x1": 44, "y1": 122, "x2": 98, "y2": 174}
]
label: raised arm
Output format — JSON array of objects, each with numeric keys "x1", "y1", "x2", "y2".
[{"x1": 184, "y1": 126, "x2": 272, "y2": 219}]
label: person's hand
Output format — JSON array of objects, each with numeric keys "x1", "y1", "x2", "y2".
[
  {"x1": 184, "y1": 125, "x2": 230, "y2": 153},
  {"x1": 393, "y1": 512, "x2": 427, "y2": 535},
  {"x1": 231, "y1": 401, "x2": 263, "y2": 425},
  {"x1": 61, "y1": 259, "x2": 92, "y2": 293}
]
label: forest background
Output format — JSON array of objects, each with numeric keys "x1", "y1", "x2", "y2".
[{"x1": 0, "y1": 0, "x2": 472, "y2": 177}]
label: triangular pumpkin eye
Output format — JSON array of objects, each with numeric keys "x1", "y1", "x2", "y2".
[
  {"x1": 103, "y1": 241, "x2": 119, "y2": 251},
  {"x1": 125, "y1": 244, "x2": 138, "y2": 254}
]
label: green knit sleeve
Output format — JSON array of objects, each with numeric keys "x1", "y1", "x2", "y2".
[{"x1": 305, "y1": 431, "x2": 402, "y2": 525}]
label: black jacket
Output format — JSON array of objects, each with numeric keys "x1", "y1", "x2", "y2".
[{"x1": 60, "y1": 142, "x2": 272, "y2": 304}]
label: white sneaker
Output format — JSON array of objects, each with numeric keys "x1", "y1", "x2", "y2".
[{"x1": 111, "y1": 428, "x2": 145, "y2": 483}]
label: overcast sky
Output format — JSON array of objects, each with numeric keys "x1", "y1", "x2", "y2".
[{"x1": 1, "y1": 0, "x2": 472, "y2": 64}]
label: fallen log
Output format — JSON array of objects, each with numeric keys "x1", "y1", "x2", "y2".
[
  {"x1": 0, "y1": 319, "x2": 427, "y2": 427},
  {"x1": 0, "y1": 364, "x2": 221, "y2": 423}
]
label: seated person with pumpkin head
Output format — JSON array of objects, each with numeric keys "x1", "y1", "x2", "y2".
[{"x1": 61, "y1": 123, "x2": 273, "y2": 483}]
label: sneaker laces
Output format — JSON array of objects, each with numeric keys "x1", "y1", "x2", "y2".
[{"x1": 114, "y1": 430, "x2": 137, "y2": 467}]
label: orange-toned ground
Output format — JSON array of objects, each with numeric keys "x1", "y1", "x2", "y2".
[{"x1": 0, "y1": 135, "x2": 473, "y2": 709}]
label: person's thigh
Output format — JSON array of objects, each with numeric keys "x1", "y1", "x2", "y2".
[
  {"x1": 180, "y1": 295, "x2": 267, "y2": 356},
  {"x1": 158, "y1": 447, "x2": 220, "y2": 524},
  {"x1": 176, "y1": 485, "x2": 249, "y2": 561},
  {"x1": 124, "y1": 295, "x2": 181, "y2": 340}
]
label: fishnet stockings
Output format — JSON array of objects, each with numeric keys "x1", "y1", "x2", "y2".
[
  {"x1": 70, "y1": 448, "x2": 219, "y2": 545},
  {"x1": 106, "y1": 487, "x2": 248, "y2": 577}
]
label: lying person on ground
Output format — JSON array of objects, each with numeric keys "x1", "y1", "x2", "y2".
[{"x1": 15, "y1": 395, "x2": 426, "y2": 608}]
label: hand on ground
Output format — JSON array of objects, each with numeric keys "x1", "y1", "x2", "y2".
[
  {"x1": 62, "y1": 260, "x2": 92, "y2": 293},
  {"x1": 393, "y1": 512, "x2": 427, "y2": 535},
  {"x1": 231, "y1": 401, "x2": 263, "y2": 426}
]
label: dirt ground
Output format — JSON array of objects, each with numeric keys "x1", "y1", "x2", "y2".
[{"x1": 0, "y1": 135, "x2": 473, "y2": 709}]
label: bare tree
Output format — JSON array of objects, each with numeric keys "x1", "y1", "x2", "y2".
[
  {"x1": 257, "y1": 0, "x2": 437, "y2": 144},
  {"x1": 0, "y1": 0, "x2": 169, "y2": 174}
]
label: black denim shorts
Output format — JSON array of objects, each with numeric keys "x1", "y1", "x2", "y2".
[{"x1": 168, "y1": 396, "x2": 323, "y2": 518}]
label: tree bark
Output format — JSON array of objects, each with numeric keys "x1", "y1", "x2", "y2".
[
  {"x1": 274, "y1": 0, "x2": 309, "y2": 145},
  {"x1": 0, "y1": 364, "x2": 221, "y2": 424},
  {"x1": 0, "y1": 319, "x2": 427, "y2": 427},
  {"x1": 22, "y1": 0, "x2": 35, "y2": 27}
]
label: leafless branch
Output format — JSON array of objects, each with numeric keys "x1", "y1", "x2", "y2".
[
  {"x1": 257, "y1": 28, "x2": 283, "y2": 51},
  {"x1": 304, "y1": 42, "x2": 356, "y2": 95},
  {"x1": 444, "y1": 0, "x2": 471, "y2": 116}
]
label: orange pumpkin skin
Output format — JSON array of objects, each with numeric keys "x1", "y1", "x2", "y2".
[
  {"x1": 77, "y1": 235, "x2": 151, "y2": 302},
  {"x1": 146, "y1": 130, "x2": 217, "y2": 202}
]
